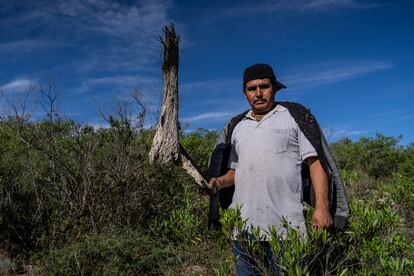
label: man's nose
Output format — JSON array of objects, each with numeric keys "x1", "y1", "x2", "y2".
[{"x1": 255, "y1": 88, "x2": 263, "y2": 97}]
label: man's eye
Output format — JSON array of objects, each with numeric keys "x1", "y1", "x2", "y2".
[
  {"x1": 258, "y1": 84, "x2": 270, "y2": 89},
  {"x1": 246, "y1": 84, "x2": 271, "y2": 92}
]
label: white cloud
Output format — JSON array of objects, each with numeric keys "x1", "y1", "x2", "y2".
[
  {"x1": 180, "y1": 60, "x2": 393, "y2": 95},
  {"x1": 284, "y1": 60, "x2": 393, "y2": 90},
  {"x1": 367, "y1": 110, "x2": 401, "y2": 118},
  {"x1": 84, "y1": 75, "x2": 159, "y2": 88},
  {"x1": 322, "y1": 126, "x2": 370, "y2": 140},
  {"x1": 202, "y1": 0, "x2": 382, "y2": 22},
  {"x1": 0, "y1": 39, "x2": 60, "y2": 53},
  {"x1": 70, "y1": 75, "x2": 161, "y2": 95},
  {"x1": 400, "y1": 114, "x2": 414, "y2": 121},
  {"x1": 2, "y1": 0, "x2": 174, "y2": 72},
  {"x1": 181, "y1": 111, "x2": 233, "y2": 122},
  {"x1": 0, "y1": 79, "x2": 33, "y2": 93},
  {"x1": 180, "y1": 78, "x2": 240, "y2": 92},
  {"x1": 57, "y1": 0, "x2": 173, "y2": 72},
  {"x1": 302, "y1": 0, "x2": 382, "y2": 11}
]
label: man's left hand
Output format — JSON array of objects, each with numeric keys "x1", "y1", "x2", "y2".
[{"x1": 311, "y1": 207, "x2": 333, "y2": 230}]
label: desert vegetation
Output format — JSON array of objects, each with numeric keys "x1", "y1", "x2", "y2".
[{"x1": 0, "y1": 85, "x2": 413, "y2": 275}]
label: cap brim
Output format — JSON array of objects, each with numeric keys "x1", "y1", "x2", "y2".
[{"x1": 274, "y1": 80, "x2": 287, "y2": 90}]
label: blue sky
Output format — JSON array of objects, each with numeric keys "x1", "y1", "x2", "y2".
[{"x1": 1, "y1": 0, "x2": 413, "y2": 144}]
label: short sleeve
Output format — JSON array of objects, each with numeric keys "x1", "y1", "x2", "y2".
[{"x1": 298, "y1": 126, "x2": 317, "y2": 161}]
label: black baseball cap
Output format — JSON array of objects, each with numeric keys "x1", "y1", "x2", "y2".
[{"x1": 243, "y1": 63, "x2": 286, "y2": 90}]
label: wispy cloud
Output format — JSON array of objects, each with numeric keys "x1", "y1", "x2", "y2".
[
  {"x1": 181, "y1": 111, "x2": 233, "y2": 122},
  {"x1": 367, "y1": 109, "x2": 401, "y2": 118},
  {"x1": 180, "y1": 60, "x2": 393, "y2": 95},
  {"x1": 2, "y1": 0, "x2": 173, "y2": 72},
  {"x1": 284, "y1": 60, "x2": 393, "y2": 91},
  {"x1": 400, "y1": 114, "x2": 414, "y2": 121},
  {"x1": 323, "y1": 126, "x2": 370, "y2": 140},
  {"x1": 301, "y1": 0, "x2": 383, "y2": 11},
  {"x1": 83, "y1": 75, "x2": 160, "y2": 88},
  {"x1": 180, "y1": 78, "x2": 240, "y2": 92},
  {"x1": 203, "y1": 0, "x2": 382, "y2": 22},
  {"x1": 355, "y1": 111, "x2": 414, "y2": 131},
  {"x1": 70, "y1": 75, "x2": 161, "y2": 95},
  {"x1": 0, "y1": 79, "x2": 33, "y2": 93},
  {"x1": 178, "y1": 78, "x2": 249, "y2": 118},
  {"x1": 0, "y1": 39, "x2": 62, "y2": 53}
]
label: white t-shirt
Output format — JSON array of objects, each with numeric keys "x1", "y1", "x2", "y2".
[{"x1": 229, "y1": 104, "x2": 317, "y2": 239}]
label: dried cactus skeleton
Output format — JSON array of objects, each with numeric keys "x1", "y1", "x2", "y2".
[{"x1": 149, "y1": 24, "x2": 211, "y2": 190}]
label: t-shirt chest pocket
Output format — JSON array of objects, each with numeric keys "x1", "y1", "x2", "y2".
[{"x1": 265, "y1": 128, "x2": 289, "y2": 154}]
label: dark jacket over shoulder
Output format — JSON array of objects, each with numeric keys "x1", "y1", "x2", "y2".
[{"x1": 208, "y1": 102, "x2": 349, "y2": 230}]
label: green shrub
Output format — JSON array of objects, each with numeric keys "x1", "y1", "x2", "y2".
[
  {"x1": 331, "y1": 133, "x2": 409, "y2": 179},
  {"x1": 35, "y1": 230, "x2": 173, "y2": 275},
  {"x1": 219, "y1": 198, "x2": 414, "y2": 275},
  {"x1": 180, "y1": 128, "x2": 217, "y2": 174},
  {"x1": 0, "y1": 120, "x2": 192, "y2": 256},
  {"x1": 156, "y1": 184, "x2": 202, "y2": 244}
]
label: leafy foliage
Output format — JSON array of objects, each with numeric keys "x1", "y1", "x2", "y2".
[
  {"x1": 331, "y1": 133, "x2": 414, "y2": 179},
  {"x1": 0, "y1": 108, "x2": 413, "y2": 274},
  {"x1": 180, "y1": 128, "x2": 217, "y2": 174},
  {"x1": 0, "y1": 118, "x2": 194, "y2": 257},
  {"x1": 35, "y1": 230, "x2": 173, "y2": 275},
  {"x1": 156, "y1": 184, "x2": 202, "y2": 243},
  {"x1": 219, "y1": 197, "x2": 413, "y2": 275}
]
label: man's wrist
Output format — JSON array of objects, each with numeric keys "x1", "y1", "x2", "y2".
[
  {"x1": 315, "y1": 204, "x2": 329, "y2": 211},
  {"x1": 216, "y1": 180, "x2": 222, "y2": 191}
]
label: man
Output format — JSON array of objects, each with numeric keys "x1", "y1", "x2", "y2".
[{"x1": 208, "y1": 64, "x2": 347, "y2": 274}]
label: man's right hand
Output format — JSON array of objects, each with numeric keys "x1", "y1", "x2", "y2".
[
  {"x1": 209, "y1": 177, "x2": 222, "y2": 193},
  {"x1": 209, "y1": 169, "x2": 235, "y2": 193}
]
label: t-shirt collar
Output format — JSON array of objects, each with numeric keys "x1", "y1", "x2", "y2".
[{"x1": 245, "y1": 103, "x2": 286, "y2": 121}]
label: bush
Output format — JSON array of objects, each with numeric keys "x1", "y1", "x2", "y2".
[
  {"x1": 156, "y1": 184, "x2": 202, "y2": 244},
  {"x1": 219, "y1": 197, "x2": 414, "y2": 275},
  {"x1": 180, "y1": 128, "x2": 217, "y2": 174},
  {"x1": 0, "y1": 119, "x2": 194, "y2": 257},
  {"x1": 35, "y1": 230, "x2": 173, "y2": 275},
  {"x1": 331, "y1": 133, "x2": 410, "y2": 179}
]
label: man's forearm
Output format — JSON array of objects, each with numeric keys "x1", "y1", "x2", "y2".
[
  {"x1": 210, "y1": 169, "x2": 235, "y2": 191},
  {"x1": 308, "y1": 157, "x2": 329, "y2": 209},
  {"x1": 307, "y1": 156, "x2": 333, "y2": 229}
]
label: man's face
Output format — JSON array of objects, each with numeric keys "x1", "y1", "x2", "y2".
[{"x1": 244, "y1": 78, "x2": 275, "y2": 114}]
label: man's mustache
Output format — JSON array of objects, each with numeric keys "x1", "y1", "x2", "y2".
[{"x1": 254, "y1": 99, "x2": 267, "y2": 104}]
